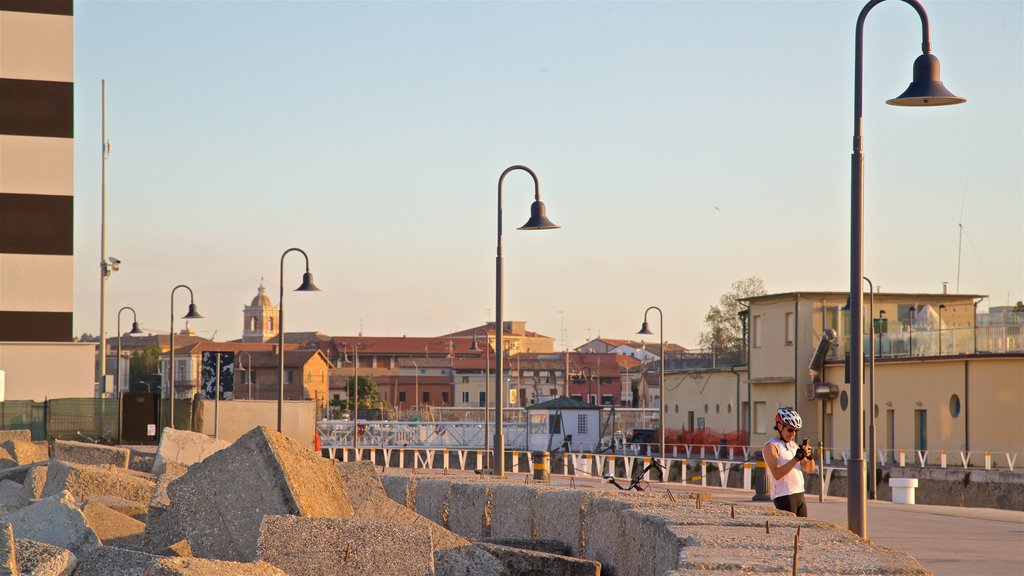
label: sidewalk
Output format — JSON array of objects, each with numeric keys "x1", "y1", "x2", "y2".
[{"x1": 667, "y1": 483, "x2": 1024, "y2": 576}]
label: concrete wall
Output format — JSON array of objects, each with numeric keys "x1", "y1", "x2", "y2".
[
  {"x1": 0, "y1": 342, "x2": 97, "y2": 400},
  {"x1": 193, "y1": 399, "x2": 317, "y2": 449},
  {"x1": 663, "y1": 370, "x2": 744, "y2": 436}
]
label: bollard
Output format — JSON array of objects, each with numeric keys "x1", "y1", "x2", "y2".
[
  {"x1": 752, "y1": 460, "x2": 771, "y2": 502},
  {"x1": 532, "y1": 450, "x2": 551, "y2": 482}
]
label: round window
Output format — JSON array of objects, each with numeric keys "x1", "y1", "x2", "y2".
[
  {"x1": 675, "y1": 404, "x2": 679, "y2": 414},
  {"x1": 949, "y1": 394, "x2": 961, "y2": 418},
  {"x1": 716, "y1": 404, "x2": 720, "y2": 414},
  {"x1": 704, "y1": 403, "x2": 709, "y2": 414},
  {"x1": 727, "y1": 402, "x2": 733, "y2": 414},
  {"x1": 840, "y1": 390, "x2": 849, "y2": 411}
]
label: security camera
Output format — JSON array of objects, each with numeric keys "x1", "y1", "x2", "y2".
[{"x1": 108, "y1": 257, "x2": 121, "y2": 272}]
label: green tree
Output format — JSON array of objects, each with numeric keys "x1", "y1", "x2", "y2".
[
  {"x1": 699, "y1": 276, "x2": 767, "y2": 353},
  {"x1": 345, "y1": 375, "x2": 379, "y2": 409},
  {"x1": 129, "y1": 345, "x2": 163, "y2": 393}
]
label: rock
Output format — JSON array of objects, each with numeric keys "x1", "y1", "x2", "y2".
[
  {"x1": 81, "y1": 500, "x2": 146, "y2": 549},
  {"x1": 41, "y1": 461, "x2": 155, "y2": 505},
  {"x1": 140, "y1": 557, "x2": 287, "y2": 576},
  {"x1": 52, "y1": 440, "x2": 130, "y2": 469},
  {"x1": 128, "y1": 448, "x2": 157, "y2": 473},
  {"x1": 353, "y1": 495, "x2": 469, "y2": 553},
  {"x1": 257, "y1": 515, "x2": 435, "y2": 576},
  {"x1": 75, "y1": 546, "x2": 157, "y2": 576},
  {"x1": 13, "y1": 538, "x2": 76, "y2": 576},
  {"x1": 0, "y1": 482, "x2": 24, "y2": 510},
  {"x1": 151, "y1": 428, "x2": 230, "y2": 476},
  {"x1": 2, "y1": 441, "x2": 49, "y2": 468},
  {"x1": 84, "y1": 495, "x2": 148, "y2": 522},
  {"x1": 18, "y1": 467, "x2": 46, "y2": 503},
  {"x1": 164, "y1": 426, "x2": 353, "y2": 562},
  {"x1": 477, "y1": 542, "x2": 600, "y2": 576},
  {"x1": 0, "y1": 433, "x2": 30, "y2": 445},
  {"x1": 435, "y1": 543, "x2": 505, "y2": 576},
  {"x1": 0, "y1": 490, "x2": 99, "y2": 556},
  {"x1": 166, "y1": 539, "x2": 193, "y2": 557},
  {"x1": 0, "y1": 522, "x2": 16, "y2": 575},
  {"x1": 335, "y1": 460, "x2": 389, "y2": 513}
]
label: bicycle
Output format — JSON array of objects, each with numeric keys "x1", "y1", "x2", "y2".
[
  {"x1": 604, "y1": 457, "x2": 666, "y2": 492},
  {"x1": 76, "y1": 430, "x2": 114, "y2": 445}
]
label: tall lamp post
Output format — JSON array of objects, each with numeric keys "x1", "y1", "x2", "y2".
[
  {"x1": 278, "y1": 248, "x2": 320, "y2": 433},
  {"x1": 493, "y1": 165, "x2": 559, "y2": 477},
  {"x1": 115, "y1": 307, "x2": 143, "y2": 444},
  {"x1": 637, "y1": 306, "x2": 665, "y2": 467},
  {"x1": 847, "y1": 0, "x2": 964, "y2": 536},
  {"x1": 470, "y1": 329, "x2": 491, "y2": 468},
  {"x1": 169, "y1": 285, "x2": 202, "y2": 431}
]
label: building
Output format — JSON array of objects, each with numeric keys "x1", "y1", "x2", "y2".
[
  {"x1": 443, "y1": 321, "x2": 555, "y2": 355},
  {"x1": 0, "y1": 0, "x2": 96, "y2": 401},
  {"x1": 576, "y1": 338, "x2": 687, "y2": 363},
  {"x1": 241, "y1": 282, "x2": 279, "y2": 343}
]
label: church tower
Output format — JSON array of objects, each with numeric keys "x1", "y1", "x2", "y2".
[{"x1": 242, "y1": 281, "x2": 279, "y2": 342}]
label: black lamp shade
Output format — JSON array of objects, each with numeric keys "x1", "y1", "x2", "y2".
[
  {"x1": 519, "y1": 200, "x2": 559, "y2": 230},
  {"x1": 637, "y1": 321, "x2": 654, "y2": 336},
  {"x1": 129, "y1": 321, "x2": 144, "y2": 335},
  {"x1": 887, "y1": 54, "x2": 966, "y2": 106},
  {"x1": 296, "y1": 271, "x2": 321, "y2": 292},
  {"x1": 183, "y1": 303, "x2": 203, "y2": 319},
  {"x1": 469, "y1": 337, "x2": 481, "y2": 352}
]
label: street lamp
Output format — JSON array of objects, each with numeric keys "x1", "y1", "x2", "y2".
[
  {"x1": 278, "y1": 247, "x2": 320, "y2": 433},
  {"x1": 493, "y1": 165, "x2": 559, "y2": 477},
  {"x1": 637, "y1": 306, "x2": 665, "y2": 467},
  {"x1": 169, "y1": 285, "x2": 202, "y2": 431},
  {"x1": 470, "y1": 329, "x2": 490, "y2": 469},
  {"x1": 115, "y1": 306, "x2": 143, "y2": 444},
  {"x1": 938, "y1": 304, "x2": 947, "y2": 355},
  {"x1": 847, "y1": 0, "x2": 964, "y2": 536}
]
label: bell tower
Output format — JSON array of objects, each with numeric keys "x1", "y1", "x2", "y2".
[{"x1": 242, "y1": 280, "x2": 279, "y2": 342}]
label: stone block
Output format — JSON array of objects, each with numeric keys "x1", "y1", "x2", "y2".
[
  {"x1": 414, "y1": 478, "x2": 452, "y2": 527},
  {"x1": 75, "y1": 546, "x2": 157, "y2": 576},
  {"x1": 447, "y1": 482, "x2": 490, "y2": 539},
  {"x1": 42, "y1": 461, "x2": 155, "y2": 505},
  {"x1": 353, "y1": 493, "x2": 469, "y2": 553},
  {"x1": 489, "y1": 484, "x2": 537, "y2": 540},
  {"x1": 85, "y1": 494, "x2": 149, "y2": 522},
  {"x1": 381, "y1": 473, "x2": 413, "y2": 507},
  {"x1": 152, "y1": 428, "x2": 230, "y2": 476},
  {"x1": 19, "y1": 466, "x2": 46, "y2": 502},
  {"x1": 582, "y1": 496, "x2": 632, "y2": 574},
  {"x1": 167, "y1": 539, "x2": 193, "y2": 557},
  {"x1": 478, "y1": 542, "x2": 601, "y2": 576},
  {"x1": 535, "y1": 490, "x2": 590, "y2": 556},
  {"x1": 0, "y1": 522, "x2": 15, "y2": 575},
  {"x1": 435, "y1": 543, "x2": 504, "y2": 576},
  {"x1": 164, "y1": 426, "x2": 353, "y2": 562},
  {"x1": 82, "y1": 500, "x2": 146, "y2": 548},
  {"x1": 140, "y1": 557, "x2": 287, "y2": 576},
  {"x1": 0, "y1": 490, "x2": 99, "y2": 556},
  {"x1": 0, "y1": 481, "x2": 23, "y2": 510},
  {"x1": 53, "y1": 440, "x2": 130, "y2": 469},
  {"x1": 335, "y1": 460, "x2": 388, "y2": 513},
  {"x1": 13, "y1": 538, "x2": 77, "y2": 576},
  {"x1": 0, "y1": 465, "x2": 39, "y2": 486},
  {"x1": 257, "y1": 515, "x2": 435, "y2": 576},
  {"x1": 2, "y1": 440, "x2": 48, "y2": 468},
  {"x1": 0, "y1": 432, "x2": 30, "y2": 445}
]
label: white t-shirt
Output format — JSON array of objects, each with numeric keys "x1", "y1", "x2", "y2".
[{"x1": 764, "y1": 437, "x2": 805, "y2": 500}]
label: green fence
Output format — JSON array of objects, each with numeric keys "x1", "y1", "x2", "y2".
[{"x1": 0, "y1": 397, "x2": 196, "y2": 443}]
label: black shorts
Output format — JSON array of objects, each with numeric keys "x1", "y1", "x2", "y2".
[{"x1": 773, "y1": 493, "x2": 808, "y2": 517}]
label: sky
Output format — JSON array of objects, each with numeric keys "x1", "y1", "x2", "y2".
[{"x1": 71, "y1": 0, "x2": 1023, "y2": 349}]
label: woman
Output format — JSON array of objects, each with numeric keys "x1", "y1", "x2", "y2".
[{"x1": 762, "y1": 407, "x2": 815, "y2": 517}]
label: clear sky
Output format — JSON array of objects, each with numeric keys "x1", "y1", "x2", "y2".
[{"x1": 72, "y1": 0, "x2": 1023, "y2": 349}]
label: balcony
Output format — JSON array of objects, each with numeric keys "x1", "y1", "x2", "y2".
[{"x1": 832, "y1": 325, "x2": 1023, "y2": 359}]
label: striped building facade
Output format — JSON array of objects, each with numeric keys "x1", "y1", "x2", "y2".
[{"x1": 1, "y1": 0, "x2": 95, "y2": 400}]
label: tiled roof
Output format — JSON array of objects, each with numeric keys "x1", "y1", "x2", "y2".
[
  {"x1": 324, "y1": 336, "x2": 474, "y2": 356},
  {"x1": 526, "y1": 396, "x2": 601, "y2": 410}
]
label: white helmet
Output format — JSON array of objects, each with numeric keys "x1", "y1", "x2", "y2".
[{"x1": 776, "y1": 407, "x2": 802, "y2": 430}]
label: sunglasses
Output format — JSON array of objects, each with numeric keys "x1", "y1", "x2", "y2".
[{"x1": 783, "y1": 426, "x2": 797, "y2": 433}]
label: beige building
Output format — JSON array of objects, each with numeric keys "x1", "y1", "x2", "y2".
[{"x1": 661, "y1": 291, "x2": 1023, "y2": 458}]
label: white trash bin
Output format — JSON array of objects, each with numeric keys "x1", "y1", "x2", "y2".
[{"x1": 889, "y1": 477, "x2": 918, "y2": 504}]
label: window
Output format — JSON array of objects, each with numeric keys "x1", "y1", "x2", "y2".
[
  {"x1": 249, "y1": 317, "x2": 256, "y2": 331},
  {"x1": 548, "y1": 415, "x2": 561, "y2": 434},
  {"x1": 283, "y1": 370, "x2": 293, "y2": 385},
  {"x1": 442, "y1": 392, "x2": 449, "y2": 404},
  {"x1": 577, "y1": 414, "x2": 588, "y2": 435},
  {"x1": 754, "y1": 401, "x2": 767, "y2": 434},
  {"x1": 478, "y1": 391, "x2": 486, "y2": 407},
  {"x1": 268, "y1": 317, "x2": 274, "y2": 331},
  {"x1": 785, "y1": 312, "x2": 795, "y2": 345},
  {"x1": 332, "y1": 394, "x2": 340, "y2": 401},
  {"x1": 753, "y1": 315, "x2": 763, "y2": 348},
  {"x1": 461, "y1": 376, "x2": 469, "y2": 384},
  {"x1": 422, "y1": 391, "x2": 430, "y2": 403},
  {"x1": 571, "y1": 394, "x2": 582, "y2": 401},
  {"x1": 399, "y1": 391, "x2": 406, "y2": 402},
  {"x1": 914, "y1": 410, "x2": 927, "y2": 451},
  {"x1": 462, "y1": 391, "x2": 469, "y2": 403},
  {"x1": 601, "y1": 394, "x2": 614, "y2": 405},
  {"x1": 175, "y1": 360, "x2": 186, "y2": 381}
]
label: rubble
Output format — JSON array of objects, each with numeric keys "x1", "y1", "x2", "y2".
[
  {"x1": 151, "y1": 428, "x2": 229, "y2": 476},
  {"x1": 42, "y1": 461, "x2": 155, "y2": 504},
  {"x1": 1, "y1": 490, "x2": 99, "y2": 556},
  {"x1": 52, "y1": 440, "x2": 130, "y2": 469}
]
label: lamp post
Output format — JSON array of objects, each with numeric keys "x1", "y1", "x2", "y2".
[
  {"x1": 115, "y1": 307, "x2": 143, "y2": 444},
  {"x1": 341, "y1": 342, "x2": 365, "y2": 451},
  {"x1": 847, "y1": 0, "x2": 964, "y2": 536},
  {"x1": 637, "y1": 306, "x2": 665, "y2": 467},
  {"x1": 278, "y1": 248, "x2": 320, "y2": 433},
  {"x1": 470, "y1": 329, "x2": 490, "y2": 468},
  {"x1": 938, "y1": 304, "x2": 946, "y2": 355},
  {"x1": 494, "y1": 165, "x2": 559, "y2": 477},
  {"x1": 97, "y1": 80, "x2": 120, "y2": 397},
  {"x1": 237, "y1": 351, "x2": 253, "y2": 400},
  {"x1": 169, "y1": 285, "x2": 202, "y2": 431}
]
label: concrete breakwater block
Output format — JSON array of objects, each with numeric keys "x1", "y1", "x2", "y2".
[
  {"x1": 0, "y1": 431, "x2": 31, "y2": 445},
  {"x1": 81, "y1": 500, "x2": 146, "y2": 548},
  {"x1": 19, "y1": 465, "x2": 47, "y2": 502},
  {"x1": 257, "y1": 515, "x2": 435, "y2": 576},
  {"x1": 447, "y1": 483, "x2": 491, "y2": 539},
  {"x1": 415, "y1": 478, "x2": 452, "y2": 527},
  {"x1": 490, "y1": 485, "x2": 540, "y2": 540},
  {"x1": 335, "y1": 460, "x2": 389, "y2": 512},
  {"x1": 535, "y1": 490, "x2": 592, "y2": 557},
  {"x1": 152, "y1": 428, "x2": 230, "y2": 476},
  {"x1": 53, "y1": 440, "x2": 131, "y2": 469},
  {"x1": 353, "y1": 492, "x2": 469, "y2": 552},
  {"x1": 477, "y1": 542, "x2": 601, "y2": 576},
  {"x1": 141, "y1": 557, "x2": 287, "y2": 576},
  {"x1": 1, "y1": 439, "x2": 49, "y2": 469},
  {"x1": 13, "y1": 537, "x2": 78, "y2": 576},
  {"x1": 164, "y1": 426, "x2": 353, "y2": 562},
  {"x1": 41, "y1": 460, "x2": 155, "y2": 504},
  {"x1": 1, "y1": 490, "x2": 100, "y2": 556}
]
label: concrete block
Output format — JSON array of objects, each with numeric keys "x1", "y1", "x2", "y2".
[
  {"x1": 335, "y1": 460, "x2": 388, "y2": 513},
  {"x1": 353, "y1": 494, "x2": 469, "y2": 553},
  {"x1": 18, "y1": 466, "x2": 46, "y2": 502},
  {"x1": 0, "y1": 448, "x2": 15, "y2": 472},
  {"x1": 53, "y1": 440, "x2": 130, "y2": 469},
  {"x1": 478, "y1": 542, "x2": 601, "y2": 576},
  {"x1": 164, "y1": 426, "x2": 353, "y2": 562},
  {"x1": 2, "y1": 441, "x2": 48, "y2": 468},
  {"x1": 414, "y1": 478, "x2": 453, "y2": 527},
  {"x1": 0, "y1": 522, "x2": 15, "y2": 575},
  {"x1": 0, "y1": 432, "x2": 30, "y2": 445},
  {"x1": 581, "y1": 496, "x2": 632, "y2": 574},
  {"x1": 380, "y1": 473, "x2": 413, "y2": 507},
  {"x1": 13, "y1": 538, "x2": 77, "y2": 576},
  {"x1": 129, "y1": 449, "x2": 157, "y2": 473},
  {"x1": 0, "y1": 481, "x2": 23, "y2": 510},
  {"x1": 257, "y1": 515, "x2": 435, "y2": 576},
  {"x1": 447, "y1": 483, "x2": 490, "y2": 539},
  {"x1": 613, "y1": 508, "x2": 679, "y2": 576},
  {"x1": 41, "y1": 461, "x2": 156, "y2": 505},
  {"x1": 0, "y1": 490, "x2": 99, "y2": 556},
  {"x1": 534, "y1": 490, "x2": 590, "y2": 556},
  {"x1": 152, "y1": 428, "x2": 230, "y2": 476},
  {"x1": 81, "y1": 500, "x2": 146, "y2": 549},
  {"x1": 140, "y1": 557, "x2": 287, "y2": 576},
  {"x1": 166, "y1": 539, "x2": 193, "y2": 557},
  {"x1": 481, "y1": 537, "x2": 572, "y2": 556},
  {"x1": 75, "y1": 546, "x2": 157, "y2": 576},
  {"x1": 141, "y1": 467, "x2": 189, "y2": 554},
  {"x1": 434, "y1": 543, "x2": 504, "y2": 576},
  {"x1": 85, "y1": 495, "x2": 149, "y2": 522},
  {"x1": 0, "y1": 465, "x2": 40, "y2": 486},
  {"x1": 490, "y1": 484, "x2": 538, "y2": 539}
]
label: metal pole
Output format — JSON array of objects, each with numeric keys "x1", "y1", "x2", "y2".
[
  {"x1": 866, "y1": 277, "x2": 876, "y2": 500},
  {"x1": 99, "y1": 80, "x2": 108, "y2": 396},
  {"x1": 277, "y1": 247, "x2": 314, "y2": 433},
  {"x1": 354, "y1": 346, "x2": 359, "y2": 451},
  {"x1": 168, "y1": 284, "x2": 197, "y2": 432},
  {"x1": 116, "y1": 310, "x2": 123, "y2": 444},
  {"x1": 214, "y1": 353, "x2": 221, "y2": 438}
]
